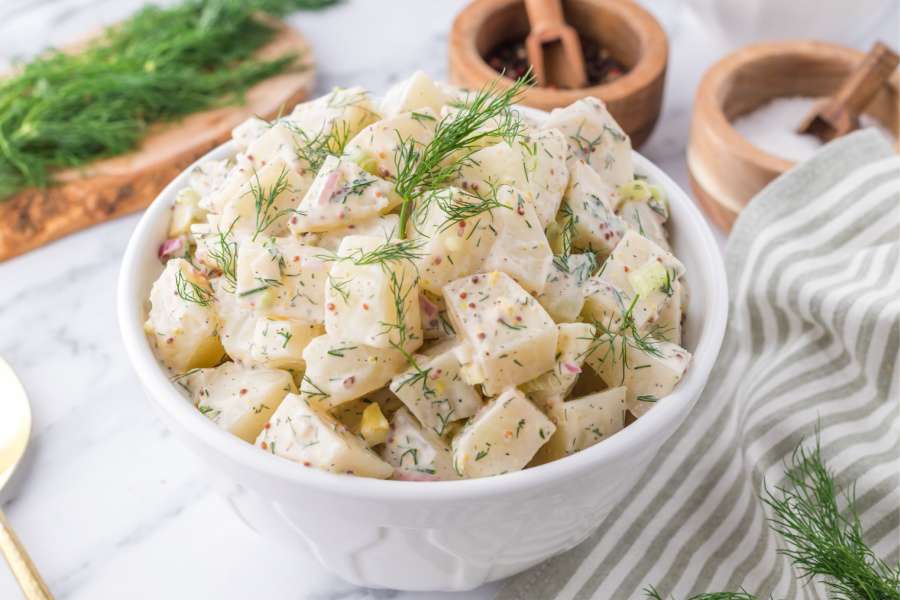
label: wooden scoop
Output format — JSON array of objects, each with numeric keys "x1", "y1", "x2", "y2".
[
  {"x1": 524, "y1": 0, "x2": 588, "y2": 89},
  {"x1": 797, "y1": 41, "x2": 899, "y2": 142}
]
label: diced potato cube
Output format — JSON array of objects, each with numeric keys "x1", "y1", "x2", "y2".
[
  {"x1": 599, "y1": 230, "x2": 685, "y2": 330},
  {"x1": 522, "y1": 322, "x2": 596, "y2": 408},
  {"x1": 211, "y1": 277, "x2": 256, "y2": 365},
  {"x1": 232, "y1": 116, "x2": 269, "y2": 151},
  {"x1": 536, "y1": 253, "x2": 597, "y2": 322},
  {"x1": 531, "y1": 387, "x2": 626, "y2": 464},
  {"x1": 419, "y1": 290, "x2": 456, "y2": 341},
  {"x1": 169, "y1": 188, "x2": 207, "y2": 237},
  {"x1": 619, "y1": 199, "x2": 670, "y2": 252},
  {"x1": 184, "y1": 362, "x2": 294, "y2": 442},
  {"x1": 380, "y1": 71, "x2": 452, "y2": 118},
  {"x1": 324, "y1": 236, "x2": 423, "y2": 352},
  {"x1": 443, "y1": 271, "x2": 558, "y2": 396},
  {"x1": 412, "y1": 187, "x2": 494, "y2": 295},
  {"x1": 243, "y1": 122, "x2": 318, "y2": 183},
  {"x1": 301, "y1": 335, "x2": 405, "y2": 409},
  {"x1": 200, "y1": 158, "x2": 254, "y2": 214},
  {"x1": 482, "y1": 186, "x2": 554, "y2": 294},
  {"x1": 344, "y1": 109, "x2": 437, "y2": 180},
  {"x1": 256, "y1": 393, "x2": 393, "y2": 479},
  {"x1": 581, "y1": 277, "x2": 634, "y2": 331},
  {"x1": 655, "y1": 279, "x2": 685, "y2": 346},
  {"x1": 455, "y1": 128, "x2": 569, "y2": 228},
  {"x1": 543, "y1": 97, "x2": 633, "y2": 187},
  {"x1": 316, "y1": 214, "x2": 400, "y2": 252},
  {"x1": 452, "y1": 388, "x2": 555, "y2": 478},
  {"x1": 359, "y1": 403, "x2": 390, "y2": 445},
  {"x1": 381, "y1": 408, "x2": 459, "y2": 481},
  {"x1": 219, "y1": 157, "x2": 307, "y2": 240},
  {"x1": 235, "y1": 236, "x2": 329, "y2": 323},
  {"x1": 584, "y1": 336, "x2": 691, "y2": 417},
  {"x1": 390, "y1": 341, "x2": 483, "y2": 436},
  {"x1": 290, "y1": 156, "x2": 399, "y2": 233},
  {"x1": 189, "y1": 159, "x2": 232, "y2": 209},
  {"x1": 330, "y1": 388, "x2": 404, "y2": 437},
  {"x1": 145, "y1": 259, "x2": 224, "y2": 372},
  {"x1": 286, "y1": 86, "x2": 380, "y2": 142},
  {"x1": 561, "y1": 160, "x2": 628, "y2": 255},
  {"x1": 616, "y1": 178, "x2": 669, "y2": 215},
  {"x1": 235, "y1": 237, "x2": 281, "y2": 299},
  {"x1": 250, "y1": 318, "x2": 323, "y2": 371}
]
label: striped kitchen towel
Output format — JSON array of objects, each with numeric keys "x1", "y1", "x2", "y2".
[{"x1": 498, "y1": 129, "x2": 900, "y2": 600}]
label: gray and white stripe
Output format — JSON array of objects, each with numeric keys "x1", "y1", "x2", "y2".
[{"x1": 499, "y1": 130, "x2": 900, "y2": 600}]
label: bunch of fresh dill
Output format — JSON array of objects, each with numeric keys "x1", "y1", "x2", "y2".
[
  {"x1": 644, "y1": 437, "x2": 900, "y2": 600},
  {"x1": 0, "y1": 0, "x2": 336, "y2": 201}
]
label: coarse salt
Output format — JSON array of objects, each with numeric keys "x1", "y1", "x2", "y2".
[{"x1": 731, "y1": 97, "x2": 895, "y2": 162}]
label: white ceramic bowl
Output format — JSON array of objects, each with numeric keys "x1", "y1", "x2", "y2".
[{"x1": 117, "y1": 110, "x2": 728, "y2": 591}]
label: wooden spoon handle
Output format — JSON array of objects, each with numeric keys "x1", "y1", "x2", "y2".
[
  {"x1": 0, "y1": 509, "x2": 53, "y2": 600},
  {"x1": 524, "y1": 0, "x2": 566, "y2": 37},
  {"x1": 829, "y1": 42, "x2": 899, "y2": 116}
]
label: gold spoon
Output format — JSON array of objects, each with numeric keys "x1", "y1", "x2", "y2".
[{"x1": 0, "y1": 357, "x2": 53, "y2": 600}]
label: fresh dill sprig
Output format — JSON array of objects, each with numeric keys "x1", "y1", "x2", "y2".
[
  {"x1": 238, "y1": 276, "x2": 282, "y2": 297},
  {"x1": 327, "y1": 238, "x2": 426, "y2": 267},
  {"x1": 175, "y1": 269, "x2": 214, "y2": 306},
  {"x1": 643, "y1": 587, "x2": 756, "y2": 600},
  {"x1": 420, "y1": 186, "x2": 510, "y2": 234},
  {"x1": 559, "y1": 202, "x2": 579, "y2": 256},
  {"x1": 300, "y1": 374, "x2": 329, "y2": 402},
  {"x1": 207, "y1": 218, "x2": 239, "y2": 291},
  {"x1": 288, "y1": 120, "x2": 352, "y2": 173},
  {"x1": 276, "y1": 329, "x2": 293, "y2": 348},
  {"x1": 580, "y1": 293, "x2": 666, "y2": 385},
  {"x1": 0, "y1": 0, "x2": 337, "y2": 201},
  {"x1": 327, "y1": 275, "x2": 352, "y2": 303},
  {"x1": 249, "y1": 166, "x2": 296, "y2": 240},
  {"x1": 380, "y1": 268, "x2": 433, "y2": 396},
  {"x1": 394, "y1": 74, "x2": 531, "y2": 237},
  {"x1": 643, "y1": 434, "x2": 900, "y2": 600},
  {"x1": 763, "y1": 437, "x2": 900, "y2": 600}
]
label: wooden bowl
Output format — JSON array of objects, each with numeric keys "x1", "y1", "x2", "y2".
[
  {"x1": 449, "y1": 0, "x2": 668, "y2": 148},
  {"x1": 688, "y1": 40, "x2": 900, "y2": 231}
]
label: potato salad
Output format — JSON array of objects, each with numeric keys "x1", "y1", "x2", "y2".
[{"x1": 145, "y1": 72, "x2": 691, "y2": 480}]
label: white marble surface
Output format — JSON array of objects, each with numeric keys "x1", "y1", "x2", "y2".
[{"x1": 0, "y1": 1, "x2": 895, "y2": 598}]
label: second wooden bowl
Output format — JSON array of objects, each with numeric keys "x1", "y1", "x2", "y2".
[
  {"x1": 688, "y1": 40, "x2": 900, "y2": 231},
  {"x1": 449, "y1": 0, "x2": 668, "y2": 148}
]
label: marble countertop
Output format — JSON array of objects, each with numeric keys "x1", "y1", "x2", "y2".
[{"x1": 0, "y1": 1, "x2": 894, "y2": 598}]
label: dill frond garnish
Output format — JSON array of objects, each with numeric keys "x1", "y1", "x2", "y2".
[
  {"x1": 0, "y1": 0, "x2": 336, "y2": 201},
  {"x1": 327, "y1": 275, "x2": 352, "y2": 303},
  {"x1": 580, "y1": 294, "x2": 667, "y2": 385},
  {"x1": 558, "y1": 202, "x2": 579, "y2": 256},
  {"x1": 763, "y1": 437, "x2": 900, "y2": 599},
  {"x1": 644, "y1": 433, "x2": 900, "y2": 600},
  {"x1": 643, "y1": 587, "x2": 756, "y2": 600},
  {"x1": 394, "y1": 74, "x2": 531, "y2": 237},
  {"x1": 175, "y1": 269, "x2": 214, "y2": 306},
  {"x1": 249, "y1": 166, "x2": 296, "y2": 241},
  {"x1": 332, "y1": 238, "x2": 426, "y2": 267},
  {"x1": 418, "y1": 185, "x2": 510, "y2": 235},
  {"x1": 288, "y1": 120, "x2": 352, "y2": 173},
  {"x1": 207, "y1": 218, "x2": 239, "y2": 291},
  {"x1": 300, "y1": 374, "x2": 329, "y2": 402}
]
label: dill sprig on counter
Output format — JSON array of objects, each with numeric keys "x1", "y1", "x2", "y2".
[
  {"x1": 394, "y1": 74, "x2": 531, "y2": 237},
  {"x1": 0, "y1": 0, "x2": 336, "y2": 201},
  {"x1": 643, "y1": 434, "x2": 900, "y2": 600},
  {"x1": 763, "y1": 438, "x2": 900, "y2": 600}
]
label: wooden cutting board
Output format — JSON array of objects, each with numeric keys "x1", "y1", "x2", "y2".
[{"x1": 0, "y1": 19, "x2": 316, "y2": 262}]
